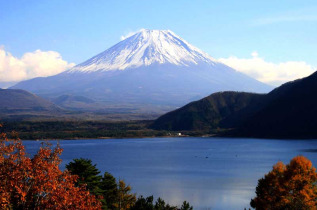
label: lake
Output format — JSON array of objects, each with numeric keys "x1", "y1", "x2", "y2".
[{"x1": 23, "y1": 137, "x2": 317, "y2": 210}]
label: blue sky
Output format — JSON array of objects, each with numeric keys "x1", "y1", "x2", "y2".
[{"x1": 0, "y1": 0, "x2": 316, "y2": 86}]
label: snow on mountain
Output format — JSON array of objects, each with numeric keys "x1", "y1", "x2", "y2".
[
  {"x1": 11, "y1": 29, "x2": 272, "y2": 114},
  {"x1": 69, "y1": 29, "x2": 217, "y2": 72}
]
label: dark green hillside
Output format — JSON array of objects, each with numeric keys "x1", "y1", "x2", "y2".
[
  {"x1": 150, "y1": 91, "x2": 264, "y2": 131},
  {"x1": 237, "y1": 71, "x2": 317, "y2": 138}
]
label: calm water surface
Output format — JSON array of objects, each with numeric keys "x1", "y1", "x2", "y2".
[{"x1": 23, "y1": 137, "x2": 317, "y2": 210}]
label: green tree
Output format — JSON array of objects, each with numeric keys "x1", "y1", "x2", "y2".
[
  {"x1": 154, "y1": 197, "x2": 167, "y2": 210},
  {"x1": 131, "y1": 196, "x2": 192, "y2": 210},
  {"x1": 66, "y1": 158, "x2": 103, "y2": 196},
  {"x1": 101, "y1": 172, "x2": 118, "y2": 210},
  {"x1": 131, "y1": 195, "x2": 154, "y2": 210},
  {"x1": 154, "y1": 197, "x2": 177, "y2": 210},
  {"x1": 180, "y1": 201, "x2": 193, "y2": 210},
  {"x1": 65, "y1": 158, "x2": 193, "y2": 210}
]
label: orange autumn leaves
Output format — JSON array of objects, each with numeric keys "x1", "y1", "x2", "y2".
[
  {"x1": 251, "y1": 156, "x2": 317, "y2": 209},
  {"x1": 0, "y1": 132, "x2": 102, "y2": 209}
]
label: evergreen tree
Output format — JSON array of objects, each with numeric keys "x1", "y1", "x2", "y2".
[
  {"x1": 154, "y1": 197, "x2": 177, "y2": 210},
  {"x1": 180, "y1": 201, "x2": 193, "y2": 210},
  {"x1": 66, "y1": 158, "x2": 103, "y2": 196},
  {"x1": 101, "y1": 172, "x2": 118, "y2": 210},
  {"x1": 154, "y1": 197, "x2": 166, "y2": 210},
  {"x1": 131, "y1": 195, "x2": 154, "y2": 210}
]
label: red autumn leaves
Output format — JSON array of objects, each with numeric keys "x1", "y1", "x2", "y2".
[{"x1": 0, "y1": 132, "x2": 102, "y2": 209}]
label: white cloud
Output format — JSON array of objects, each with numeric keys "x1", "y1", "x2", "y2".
[
  {"x1": 251, "y1": 51, "x2": 258, "y2": 57},
  {"x1": 218, "y1": 52, "x2": 315, "y2": 86},
  {"x1": 0, "y1": 48, "x2": 75, "y2": 83},
  {"x1": 120, "y1": 29, "x2": 143, "y2": 40}
]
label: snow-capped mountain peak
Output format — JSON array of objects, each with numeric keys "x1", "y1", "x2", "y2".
[
  {"x1": 12, "y1": 29, "x2": 272, "y2": 111},
  {"x1": 69, "y1": 29, "x2": 217, "y2": 72}
]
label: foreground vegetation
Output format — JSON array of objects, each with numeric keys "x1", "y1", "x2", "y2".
[
  {"x1": 66, "y1": 158, "x2": 192, "y2": 210},
  {"x1": 251, "y1": 156, "x2": 317, "y2": 209},
  {"x1": 0, "y1": 129, "x2": 101, "y2": 209}
]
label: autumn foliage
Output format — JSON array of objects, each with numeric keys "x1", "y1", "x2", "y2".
[
  {"x1": 0, "y1": 130, "x2": 102, "y2": 209},
  {"x1": 115, "y1": 180, "x2": 137, "y2": 210},
  {"x1": 251, "y1": 156, "x2": 317, "y2": 209}
]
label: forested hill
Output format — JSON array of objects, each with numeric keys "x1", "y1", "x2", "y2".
[
  {"x1": 150, "y1": 91, "x2": 264, "y2": 131},
  {"x1": 151, "y1": 71, "x2": 317, "y2": 138},
  {"x1": 237, "y1": 71, "x2": 317, "y2": 138}
]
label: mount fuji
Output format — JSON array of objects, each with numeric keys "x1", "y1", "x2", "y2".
[{"x1": 12, "y1": 29, "x2": 272, "y2": 113}]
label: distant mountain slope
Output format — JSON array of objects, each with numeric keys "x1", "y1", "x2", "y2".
[
  {"x1": 151, "y1": 71, "x2": 317, "y2": 138},
  {"x1": 0, "y1": 89, "x2": 62, "y2": 117},
  {"x1": 150, "y1": 91, "x2": 264, "y2": 130},
  {"x1": 51, "y1": 95, "x2": 98, "y2": 110},
  {"x1": 12, "y1": 29, "x2": 271, "y2": 112}
]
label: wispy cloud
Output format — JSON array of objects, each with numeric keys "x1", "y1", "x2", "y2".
[
  {"x1": 218, "y1": 52, "x2": 315, "y2": 86},
  {"x1": 120, "y1": 29, "x2": 143, "y2": 40},
  {"x1": 251, "y1": 7, "x2": 317, "y2": 26},
  {"x1": 0, "y1": 48, "x2": 75, "y2": 83},
  {"x1": 253, "y1": 15, "x2": 317, "y2": 26}
]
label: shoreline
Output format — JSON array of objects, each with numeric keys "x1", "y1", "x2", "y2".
[{"x1": 20, "y1": 134, "x2": 193, "y2": 141}]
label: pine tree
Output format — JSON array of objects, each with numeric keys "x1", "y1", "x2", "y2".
[
  {"x1": 101, "y1": 172, "x2": 118, "y2": 209},
  {"x1": 131, "y1": 195, "x2": 154, "y2": 210},
  {"x1": 66, "y1": 158, "x2": 104, "y2": 196},
  {"x1": 180, "y1": 201, "x2": 193, "y2": 210}
]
